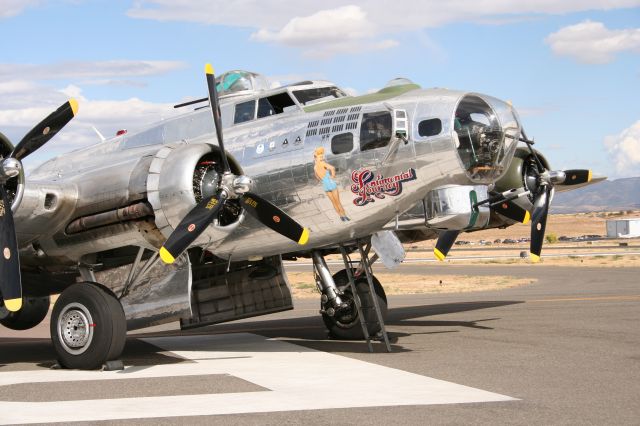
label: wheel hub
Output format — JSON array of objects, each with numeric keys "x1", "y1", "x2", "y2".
[{"x1": 57, "y1": 303, "x2": 94, "y2": 355}]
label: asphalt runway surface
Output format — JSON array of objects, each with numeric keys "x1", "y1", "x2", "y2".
[{"x1": 1, "y1": 263, "x2": 639, "y2": 424}]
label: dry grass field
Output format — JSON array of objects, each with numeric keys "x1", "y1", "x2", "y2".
[{"x1": 287, "y1": 211, "x2": 640, "y2": 298}]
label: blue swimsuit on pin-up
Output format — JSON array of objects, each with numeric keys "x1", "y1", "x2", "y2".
[{"x1": 322, "y1": 170, "x2": 337, "y2": 192}]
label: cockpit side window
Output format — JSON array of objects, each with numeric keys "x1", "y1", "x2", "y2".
[
  {"x1": 257, "y1": 93, "x2": 296, "y2": 118},
  {"x1": 360, "y1": 112, "x2": 392, "y2": 151},
  {"x1": 234, "y1": 100, "x2": 256, "y2": 124},
  {"x1": 292, "y1": 86, "x2": 346, "y2": 106}
]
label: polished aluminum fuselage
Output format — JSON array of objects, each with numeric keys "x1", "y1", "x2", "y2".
[{"x1": 15, "y1": 83, "x2": 517, "y2": 267}]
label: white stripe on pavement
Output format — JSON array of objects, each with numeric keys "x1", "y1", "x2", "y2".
[{"x1": 0, "y1": 333, "x2": 515, "y2": 424}]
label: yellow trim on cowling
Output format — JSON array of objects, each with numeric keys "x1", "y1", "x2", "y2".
[
  {"x1": 298, "y1": 228, "x2": 310, "y2": 245},
  {"x1": 159, "y1": 247, "x2": 176, "y2": 264},
  {"x1": 69, "y1": 98, "x2": 79, "y2": 116},
  {"x1": 587, "y1": 170, "x2": 593, "y2": 182},
  {"x1": 522, "y1": 210, "x2": 531, "y2": 225},
  {"x1": 434, "y1": 248, "x2": 446, "y2": 261},
  {"x1": 530, "y1": 253, "x2": 540, "y2": 263},
  {"x1": 4, "y1": 297, "x2": 22, "y2": 312},
  {"x1": 205, "y1": 63, "x2": 214, "y2": 75}
]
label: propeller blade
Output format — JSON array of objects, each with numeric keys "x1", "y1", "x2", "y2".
[
  {"x1": 204, "y1": 64, "x2": 231, "y2": 174},
  {"x1": 492, "y1": 200, "x2": 531, "y2": 224},
  {"x1": 159, "y1": 194, "x2": 226, "y2": 264},
  {"x1": 560, "y1": 169, "x2": 592, "y2": 186},
  {"x1": 434, "y1": 230, "x2": 460, "y2": 261},
  {"x1": 0, "y1": 187, "x2": 22, "y2": 311},
  {"x1": 530, "y1": 187, "x2": 551, "y2": 263},
  {"x1": 11, "y1": 99, "x2": 78, "y2": 161},
  {"x1": 240, "y1": 192, "x2": 309, "y2": 245}
]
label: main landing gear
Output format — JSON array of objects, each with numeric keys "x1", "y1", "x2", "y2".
[
  {"x1": 312, "y1": 239, "x2": 391, "y2": 352},
  {"x1": 50, "y1": 283, "x2": 126, "y2": 370}
]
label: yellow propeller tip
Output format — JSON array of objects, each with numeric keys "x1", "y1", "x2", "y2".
[
  {"x1": 4, "y1": 298, "x2": 22, "y2": 312},
  {"x1": 159, "y1": 247, "x2": 176, "y2": 264},
  {"x1": 434, "y1": 248, "x2": 446, "y2": 262},
  {"x1": 523, "y1": 210, "x2": 531, "y2": 225},
  {"x1": 205, "y1": 63, "x2": 214, "y2": 75},
  {"x1": 298, "y1": 228, "x2": 310, "y2": 245},
  {"x1": 69, "y1": 98, "x2": 79, "y2": 116},
  {"x1": 530, "y1": 253, "x2": 540, "y2": 263},
  {"x1": 587, "y1": 170, "x2": 592, "y2": 182}
]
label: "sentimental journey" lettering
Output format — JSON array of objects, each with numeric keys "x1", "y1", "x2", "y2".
[{"x1": 350, "y1": 168, "x2": 417, "y2": 206}]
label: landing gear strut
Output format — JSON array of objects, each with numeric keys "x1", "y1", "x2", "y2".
[{"x1": 314, "y1": 240, "x2": 391, "y2": 352}]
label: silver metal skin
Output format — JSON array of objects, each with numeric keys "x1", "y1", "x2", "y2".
[
  {"x1": 424, "y1": 185, "x2": 490, "y2": 230},
  {"x1": 11, "y1": 72, "x2": 523, "y2": 330}
]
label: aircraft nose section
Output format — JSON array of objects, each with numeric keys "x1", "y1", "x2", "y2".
[{"x1": 453, "y1": 95, "x2": 520, "y2": 183}]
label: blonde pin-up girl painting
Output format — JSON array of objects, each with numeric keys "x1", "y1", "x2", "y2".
[{"x1": 313, "y1": 147, "x2": 349, "y2": 221}]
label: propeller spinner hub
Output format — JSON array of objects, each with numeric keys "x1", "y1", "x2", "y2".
[
  {"x1": 548, "y1": 170, "x2": 566, "y2": 185},
  {"x1": 0, "y1": 157, "x2": 21, "y2": 181},
  {"x1": 232, "y1": 175, "x2": 253, "y2": 195}
]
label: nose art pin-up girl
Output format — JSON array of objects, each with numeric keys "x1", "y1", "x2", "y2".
[{"x1": 313, "y1": 147, "x2": 349, "y2": 221}]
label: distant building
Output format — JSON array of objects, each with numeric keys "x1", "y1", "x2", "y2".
[{"x1": 606, "y1": 218, "x2": 640, "y2": 238}]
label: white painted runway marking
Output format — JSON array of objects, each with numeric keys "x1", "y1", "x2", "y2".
[{"x1": 0, "y1": 333, "x2": 516, "y2": 424}]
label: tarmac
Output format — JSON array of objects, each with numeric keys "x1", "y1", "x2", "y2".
[{"x1": 1, "y1": 263, "x2": 639, "y2": 424}]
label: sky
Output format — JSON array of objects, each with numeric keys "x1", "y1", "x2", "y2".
[{"x1": 0, "y1": 0, "x2": 639, "y2": 178}]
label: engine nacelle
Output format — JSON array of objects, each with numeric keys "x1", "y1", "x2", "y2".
[
  {"x1": 147, "y1": 142, "x2": 244, "y2": 249},
  {"x1": 0, "y1": 295, "x2": 50, "y2": 330}
]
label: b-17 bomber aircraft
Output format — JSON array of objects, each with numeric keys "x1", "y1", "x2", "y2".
[{"x1": 0, "y1": 64, "x2": 600, "y2": 369}]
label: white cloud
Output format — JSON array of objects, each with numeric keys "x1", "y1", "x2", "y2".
[
  {"x1": 546, "y1": 21, "x2": 640, "y2": 64},
  {"x1": 251, "y1": 6, "x2": 397, "y2": 57},
  {"x1": 605, "y1": 120, "x2": 640, "y2": 176},
  {"x1": 127, "y1": 1, "x2": 640, "y2": 58},
  {"x1": 127, "y1": 1, "x2": 640, "y2": 29},
  {"x1": 0, "y1": 0, "x2": 42, "y2": 18},
  {"x1": 0, "y1": 60, "x2": 186, "y2": 82},
  {"x1": 0, "y1": 81, "x2": 178, "y2": 171}
]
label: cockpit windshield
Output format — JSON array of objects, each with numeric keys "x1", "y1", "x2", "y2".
[
  {"x1": 215, "y1": 70, "x2": 270, "y2": 96},
  {"x1": 292, "y1": 86, "x2": 347, "y2": 106},
  {"x1": 453, "y1": 95, "x2": 520, "y2": 182}
]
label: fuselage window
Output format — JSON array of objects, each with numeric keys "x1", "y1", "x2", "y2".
[
  {"x1": 360, "y1": 111, "x2": 392, "y2": 151},
  {"x1": 418, "y1": 118, "x2": 442, "y2": 137},
  {"x1": 234, "y1": 100, "x2": 256, "y2": 124},
  {"x1": 257, "y1": 92, "x2": 297, "y2": 118},
  {"x1": 331, "y1": 132, "x2": 354, "y2": 155}
]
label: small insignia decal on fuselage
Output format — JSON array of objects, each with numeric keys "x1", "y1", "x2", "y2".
[{"x1": 351, "y1": 168, "x2": 417, "y2": 206}]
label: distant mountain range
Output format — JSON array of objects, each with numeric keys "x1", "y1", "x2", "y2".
[{"x1": 552, "y1": 177, "x2": 640, "y2": 213}]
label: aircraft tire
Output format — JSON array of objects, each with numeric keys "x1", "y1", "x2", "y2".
[
  {"x1": 50, "y1": 283, "x2": 126, "y2": 370},
  {"x1": 322, "y1": 269, "x2": 388, "y2": 340},
  {"x1": 0, "y1": 295, "x2": 50, "y2": 330}
]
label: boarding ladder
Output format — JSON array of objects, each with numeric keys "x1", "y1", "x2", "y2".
[{"x1": 338, "y1": 240, "x2": 391, "y2": 353}]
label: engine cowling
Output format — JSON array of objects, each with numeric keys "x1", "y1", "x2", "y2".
[
  {"x1": 147, "y1": 142, "x2": 244, "y2": 249},
  {"x1": 495, "y1": 146, "x2": 551, "y2": 209}
]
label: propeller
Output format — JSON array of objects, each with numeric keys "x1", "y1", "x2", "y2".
[
  {"x1": 0, "y1": 99, "x2": 78, "y2": 311},
  {"x1": 434, "y1": 230, "x2": 460, "y2": 261},
  {"x1": 159, "y1": 64, "x2": 309, "y2": 264},
  {"x1": 520, "y1": 134, "x2": 592, "y2": 262}
]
